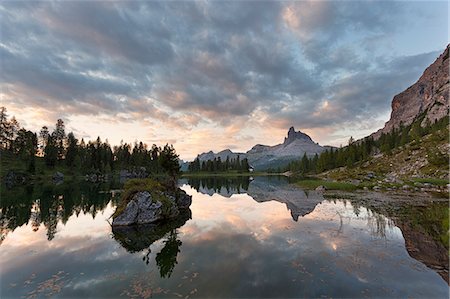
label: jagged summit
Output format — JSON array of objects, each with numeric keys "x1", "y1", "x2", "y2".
[
  {"x1": 284, "y1": 127, "x2": 313, "y2": 145},
  {"x1": 196, "y1": 126, "x2": 326, "y2": 170}
]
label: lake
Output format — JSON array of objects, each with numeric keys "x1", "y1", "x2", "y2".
[{"x1": 0, "y1": 176, "x2": 448, "y2": 298}]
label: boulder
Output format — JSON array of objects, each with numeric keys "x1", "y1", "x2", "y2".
[
  {"x1": 112, "y1": 189, "x2": 192, "y2": 226},
  {"x1": 176, "y1": 190, "x2": 192, "y2": 209}
]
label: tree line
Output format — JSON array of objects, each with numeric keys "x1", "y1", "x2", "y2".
[
  {"x1": 286, "y1": 112, "x2": 449, "y2": 174},
  {"x1": 0, "y1": 107, "x2": 180, "y2": 176},
  {"x1": 188, "y1": 155, "x2": 250, "y2": 173}
]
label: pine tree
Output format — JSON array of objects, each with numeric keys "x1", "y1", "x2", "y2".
[
  {"x1": 65, "y1": 132, "x2": 78, "y2": 168},
  {"x1": 45, "y1": 135, "x2": 58, "y2": 168},
  {"x1": 53, "y1": 119, "x2": 66, "y2": 160}
]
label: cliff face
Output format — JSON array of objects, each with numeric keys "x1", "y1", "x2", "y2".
[{"x1": 373, "y1": 45, "x2": 449, "y2": 138}]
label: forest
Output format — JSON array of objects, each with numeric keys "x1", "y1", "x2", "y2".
[
  {"x1": 0, "y1": 107, "x2": 180, "y2": 177},
  {"x1": 187, "y1": 156, "x2": 250, "y2": 173},
  {"x1": 285, "y1": 112, "x2": 449, "y2": 175}
]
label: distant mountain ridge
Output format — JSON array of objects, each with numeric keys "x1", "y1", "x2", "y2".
[
  {"x1": 196, "y1": 127, "x2": 328, "y2": 170},
  {"x1": 373, "y1": 44, "x2": 449, "y2": 138}
]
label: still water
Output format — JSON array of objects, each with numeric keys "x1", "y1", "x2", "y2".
[{"x1": 0, "y1": 177, "x2": 448, "y2": 298}]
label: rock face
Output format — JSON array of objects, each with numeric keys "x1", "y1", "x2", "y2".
[
  {"x1": 246, "y1": 127, "x2": 327, "y2": 170},
  {"x1": 373, "y1": 45, "x2": 449, "y2": 138},
  {"x1": 284, "y1": 126, "x2": 313, "y2": 144},
  {"x1": 196, "y1": 127, "x2": 328, "y2": 170},
  {"x1": 112, "y1": 189, "x2": 192, "y2": 226}
]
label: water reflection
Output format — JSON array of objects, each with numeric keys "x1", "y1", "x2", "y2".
[
  {"x1": 112, "y1": 210, "x2": 190, "y2": 277},
  {"x1": 0, "y1": 177, "x2": 448, "y2": 298},
  {"x1": 0, "y1": 181, "x2": 120, "y2": 243},
  {"x1": 346, "y1": 197, "x2": 449, "y2": 283},
  {"x1": 184, "y1": 176, "x2": 324, "y2": 222},
  {"x1": 182, "y1": 176, "x2": 251, "y2": 196}
]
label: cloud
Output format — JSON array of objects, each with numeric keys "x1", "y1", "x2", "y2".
[{"x1": 0, "y1": 1, "x2": 447, "y2": 158}]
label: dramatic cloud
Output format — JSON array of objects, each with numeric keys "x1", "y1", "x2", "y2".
[{"x1": 0, "y1": 1, "x2": 447, "y2": 159}]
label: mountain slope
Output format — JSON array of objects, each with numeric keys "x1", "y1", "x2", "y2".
[{"x1": 373, "y1": 44, "x2": 449, "y2": 138}]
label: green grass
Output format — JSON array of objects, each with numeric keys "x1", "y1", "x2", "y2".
[
  {"x1": 410, "y1": 178, "x2": 449, "y2": 186},
  {"x1": 295, "y1": 179, "x2": 358, "y2": 191}
]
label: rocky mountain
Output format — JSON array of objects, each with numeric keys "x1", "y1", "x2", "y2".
[
  {"x1": 196, "y1": 127, "x2": 327, "y2": 170},
  {"x1": 373, "y1": 44, "x2": 449, "y2": 138},
  {"x1": 197, "y1": 149, "x2": 245, "y2": 162}
]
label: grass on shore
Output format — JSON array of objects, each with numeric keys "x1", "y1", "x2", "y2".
[{"x1": 410, "y1": 178, "x2": 449, "y2": 186}]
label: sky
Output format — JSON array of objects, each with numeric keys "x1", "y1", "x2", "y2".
[{"x1": 0, "y1": 1, "x2": 448, "y2": 160}]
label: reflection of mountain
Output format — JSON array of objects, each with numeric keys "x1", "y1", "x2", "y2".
[
  {"x1": 112, "y1": 210, "x2": 190, "y2": 278},
  {"x1": 184, "y1": 176, "x2": 323, "y2": 221},
  {"x1": 396, "y1": 220, "x2": 449, "y2": 284},
  {"x1": 349, "y1": 198, "x2": 449, "y2": 284},
  {"x1": 247, "y1": 177, "x2": 324, "y2": 221}
]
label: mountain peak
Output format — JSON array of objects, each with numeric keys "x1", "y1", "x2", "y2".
[{"x1": 284, "y1": 127, "x2": 313, "y2": 145}]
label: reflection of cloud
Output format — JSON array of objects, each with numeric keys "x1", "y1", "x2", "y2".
[{"x1": 1, "y1": 185, "x2": 448, "y2": 298}]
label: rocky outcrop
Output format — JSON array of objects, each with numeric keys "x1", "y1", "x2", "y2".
[
  {"x1": 373, "y1": 45, "x2": 449, "y2": 138},
  {"x1": 284, "y1": 126, "x2": 313, "y2": 144},
  {"x1": 112, "y1": 189, "x2": 192, "y2": 226}
]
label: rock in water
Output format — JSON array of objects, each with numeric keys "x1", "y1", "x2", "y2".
[
  {"x1": 176, "y1": 190, "x2": 192, "y2": 209},
  {"x1": 112, "y1": 189, "x2": 192, "y2": 226},
  {"x1": 113, "y1": 199, "x2": 140, "y2": 226}
]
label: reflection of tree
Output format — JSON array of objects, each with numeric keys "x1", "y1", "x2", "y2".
[
  {"x1": 112, "y1": 210, "x2": 190, "y2": 278},
  {"x1": 366, "y1": 210, "x2": 395, "y2": 239},
  {"x1": 187, "y1": 176, "x2": 250, "y2": 196},
  {"x1": 156, "y1": 230, "x2": 182, "y2": 278},
  {"x1": 346, "y1": 197, "x2": 449, "y2": 284},
  {"x1": 44, "y1": 196, "x2": 64, "y2": 241},
  {"x1": 0, "y1": 181, "x2": 117, "y2": 241}
]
